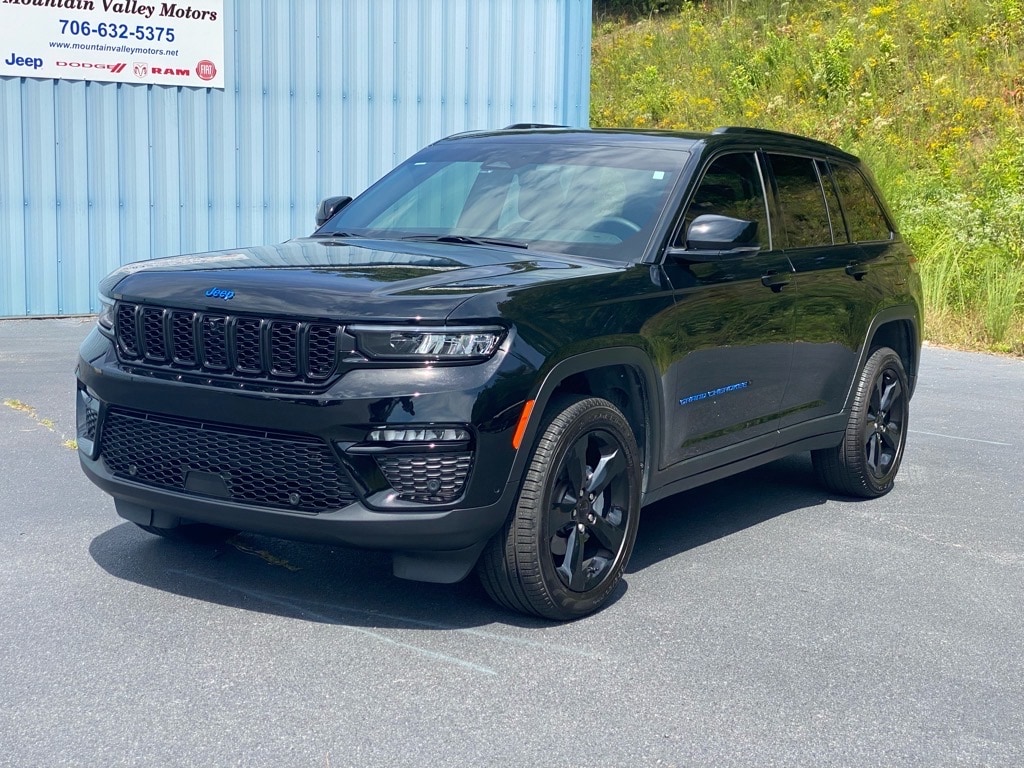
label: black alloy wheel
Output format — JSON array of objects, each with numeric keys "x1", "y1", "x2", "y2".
[
  {"x1": 479, "y1": 396, "x2": 641, "y2": 620},
  {"x1": 813, "y1": 346, "x2": 910, "y2": 498},
  {"x1": 864, "y1": 365, "x2": 905, "y2": 481},
  {"x1": 547, "y1": 427, "x2": 632, "y2": 592}
]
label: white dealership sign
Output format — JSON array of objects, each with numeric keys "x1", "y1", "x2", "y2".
[{"x1": 0, "y1": 0, "x2": 224, "y2": 88}]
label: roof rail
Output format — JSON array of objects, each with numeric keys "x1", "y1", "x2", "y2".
[
  {"x1": 711, "y1": 125, "x2": 851, "y2": 156},
  {"x1": 712, "y1": 126, "x2": 803, "y2": 138},
  {"x1": 503, "y1": 123, "x2": 569, "y2": 130}
]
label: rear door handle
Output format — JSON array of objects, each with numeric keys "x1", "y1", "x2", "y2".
[
  {"x1": 761, "y1": 272, "x2": 791, "y2": 292},
  {"x1": 845, "y1": 262, "x2": 869, "y2": 280}
]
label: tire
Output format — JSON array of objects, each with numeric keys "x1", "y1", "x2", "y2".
[
  {"x1": 135, "y1": 522, "x2": 237, "y2": 543},
  {"x1": 812, "y1": 346, "x2": 909, "y2": 498},
  {"x1": 478, "y1": 396, "x2": 641, "y2": 620}
]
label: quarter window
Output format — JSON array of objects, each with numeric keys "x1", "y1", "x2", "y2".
[{"x1": 832, "y1": 163, "x2": 893, "y2": 242}]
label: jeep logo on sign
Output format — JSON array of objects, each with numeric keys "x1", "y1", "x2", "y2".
[
  {"x1": 5, "y1": 53, "x2": 43, "y2": 70},
  {"x1": 204, "y1": 288, "x2": 235, "y2": 300}
]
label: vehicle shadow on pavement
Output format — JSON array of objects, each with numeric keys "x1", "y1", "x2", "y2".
[
  {"x1": 88, "y1": 454, "x2": 830, "y2": 629},
  {"x1": 628, "y1": 453, "x2": 831, "y2": 573},
  {"x1": 88, "y1": 521, "x2": 539, "y2": 630}
]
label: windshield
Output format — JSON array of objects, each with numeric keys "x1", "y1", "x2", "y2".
[{"x1": 318, "y1": 140, "x2": 688, "y2": 262}]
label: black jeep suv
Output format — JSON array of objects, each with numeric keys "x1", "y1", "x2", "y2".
[{"x1": 77, "y1": 126, "x2": 922, "y2": 619}]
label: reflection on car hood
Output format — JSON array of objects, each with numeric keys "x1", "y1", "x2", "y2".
[{"x1": 102, "y1": 237, "x2": 616, "y2": 320}]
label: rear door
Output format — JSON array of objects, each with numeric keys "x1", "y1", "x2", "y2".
[{"x1": 767, "y1": 154, "x2": 895, "y2": 427}]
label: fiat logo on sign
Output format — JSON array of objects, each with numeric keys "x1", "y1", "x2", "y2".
[{"x1": 196, "y1": 60, "x2": 217, "y2": 81}]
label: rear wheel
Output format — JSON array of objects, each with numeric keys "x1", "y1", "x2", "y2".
[
  {"x1": 813, "y1": 346, "x2": 909, "y2": 498},
  {"x1": 479, "y1": 396, "x2": 641, "y2": 620}
]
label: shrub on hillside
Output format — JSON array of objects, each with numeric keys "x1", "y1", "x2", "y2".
[{"x1": 594, "y1": 0, "x2": 687, "y2": 18}]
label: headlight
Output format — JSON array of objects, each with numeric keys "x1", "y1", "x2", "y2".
[
  {"x1": 97, "y1": 294, "x2": 115, "y2": 337},
  {"x1": 349, "y1": 326, "x2": 506, "y2": 361}
]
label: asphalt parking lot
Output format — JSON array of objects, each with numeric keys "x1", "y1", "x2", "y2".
[{"x1": 2, "y1": 318, "x2": 1022, "y2": 767}]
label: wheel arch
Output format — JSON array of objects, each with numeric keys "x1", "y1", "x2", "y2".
[
  {"x1": 865, "y1": 309, "x2": 921, "y2": 399},
  {"x1": 507, "y1": 348, "x2": 663, "y2": 496}
]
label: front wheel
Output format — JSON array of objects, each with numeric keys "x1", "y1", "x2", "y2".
[
  {"x1": 478, "y1": 396, "x2": 641, "y2": 620},
  {"x1": 813, "y1": 346, "x2": 910, "y2": 498}
]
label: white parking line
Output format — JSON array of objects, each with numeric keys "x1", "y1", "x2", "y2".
[
  {"x1": 171, "y1": 570, "x2": 498, "y2": 676},
  {"x1": 911, "y1": 430, "x2": 1012, "y2": 447}
]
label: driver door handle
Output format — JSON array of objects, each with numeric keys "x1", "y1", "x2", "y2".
[
  {"x1": 845, "y1": 262, "x2": 869, "y2": 280},
  {"x1": 761, "y1": 271, "x2": 791, "y2": 293}
]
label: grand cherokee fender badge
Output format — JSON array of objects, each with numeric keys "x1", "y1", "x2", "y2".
[
  {"x1": 679, "y1": 381, "x2": 750, "y2": 406},
  {"x1": 205, "y1": 287, "x2": 235, "y2": 300}
]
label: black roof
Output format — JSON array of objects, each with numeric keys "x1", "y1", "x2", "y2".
[{"x1": 442, "y1": 125, "x2": 858, "y2": 162}]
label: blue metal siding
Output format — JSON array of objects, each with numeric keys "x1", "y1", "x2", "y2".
[{"x1": 0, "y1": 0, "x2": 591, "y2": 317}]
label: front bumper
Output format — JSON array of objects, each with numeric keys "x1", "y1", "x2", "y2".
[
  {"x1": 76, "y1": 328, "x2": 532, "y2": 579},
  {"x1": 80, "y1": 450, "x2": 514, "y2": 552}
]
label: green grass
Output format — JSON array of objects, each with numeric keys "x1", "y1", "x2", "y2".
[{"x1": 591, "y1": 0, "x2": 1024, "y2": 353}]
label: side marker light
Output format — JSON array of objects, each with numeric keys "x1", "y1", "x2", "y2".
[{"x1": 512, "y1": 399, "x2": 536, "y2": 450}]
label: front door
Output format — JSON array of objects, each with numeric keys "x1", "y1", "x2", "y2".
[{"x1": 654, "y1": 151, "x2": 796, "y2": 468}]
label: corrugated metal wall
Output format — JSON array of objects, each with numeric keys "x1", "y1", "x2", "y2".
[{"x1": 0, "y1": 0, "x2": 592, "y2": 317}]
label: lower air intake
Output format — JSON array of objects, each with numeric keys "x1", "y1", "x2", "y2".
[{"x1": 100, "y1": 408, "x2": 357, "y2": 513}]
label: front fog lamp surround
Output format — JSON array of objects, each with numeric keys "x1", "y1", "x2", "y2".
[
  {"x1": 359, "y1": 427, "x2": 475, "y2": 504},
  {"x1": 349, "y1": 326, "x2": 505, "y2": 361},
  {"x1": 76, "y1": 388, "x2": 101, "y2": 458}
]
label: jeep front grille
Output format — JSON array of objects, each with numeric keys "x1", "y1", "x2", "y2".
[
  {"x1": 114, "y1": 302, "x2": 342, "y2": 385},
  {"x1": 100, "y1": 408, "x2": 357, "y2": 513}
]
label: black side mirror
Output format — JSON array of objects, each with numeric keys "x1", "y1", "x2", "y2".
[
  {"x1": 667, "y1": 214, "x2": 761, "y2": 262},
  {"x1": 315, "y1": 196, "x2": 353, "y2": 228}
]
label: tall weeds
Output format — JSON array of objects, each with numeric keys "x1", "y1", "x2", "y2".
[{"x1": 592, "y1": 0, "x2": 1024, "y2": 353}]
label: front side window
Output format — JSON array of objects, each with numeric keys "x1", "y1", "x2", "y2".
[
  {"x1": 321, "y1": 141, "x2": 688, "y2": 263},
  {"x1": 678, "y1": 152, "x2": 769, "y2": 248}
]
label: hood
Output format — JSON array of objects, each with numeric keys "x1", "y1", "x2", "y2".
[{"x1": 102, "y1": 237, "x2": 614, "y2": 321}]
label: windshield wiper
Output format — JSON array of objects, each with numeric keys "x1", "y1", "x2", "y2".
[
  {"x1": 401, "y1": 234, "x2": 529, "y2": 249},
  {"x1": 311, "y1": 230, "x2": 363, "y2": 239}
]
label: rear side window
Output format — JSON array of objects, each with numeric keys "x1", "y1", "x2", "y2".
[
  {"x1": 832, "y1": 163, "x2": 893, "y2": 242},
  {"x1": 767, "y1": 154, "x2": 832, "y2": 249}
]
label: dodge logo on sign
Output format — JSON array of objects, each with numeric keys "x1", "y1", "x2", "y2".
[{"x1": 57, "y1": 61, "x2": 127, "y2": 73}]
